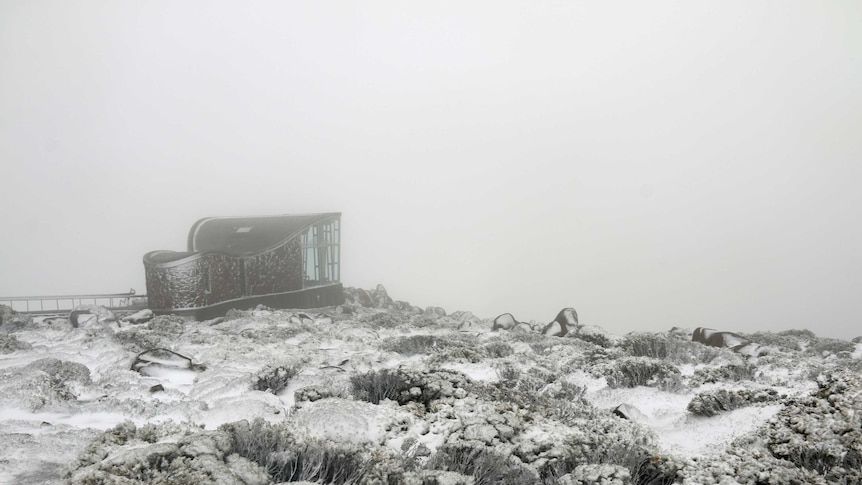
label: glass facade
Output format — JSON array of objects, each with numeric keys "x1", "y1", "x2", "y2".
[{"x1": 300, "y1": 217, "x2": 340, "y2": 287}]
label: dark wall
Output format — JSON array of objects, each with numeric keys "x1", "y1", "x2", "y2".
[
  {"x1": 145, "y1": 253, "x2": 243, "y2": 310},
  {"x1": 145, "y1": 238, "x2": 303, "y2": 311},
  {"x1": 244, "y1": 238, "x2": 303, "y2": 296}
]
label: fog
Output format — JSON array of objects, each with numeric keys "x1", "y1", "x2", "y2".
[{"x1": 2, "y1": 1, "x2": 860, "y2": 339}]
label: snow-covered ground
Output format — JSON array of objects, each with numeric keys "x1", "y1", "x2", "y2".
[{"x1": 1, "y1": 288, "x2": 860, "y2": 484}]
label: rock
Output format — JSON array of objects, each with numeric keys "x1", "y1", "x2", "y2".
[
  {"x1": 612, "y1": 403, "x2": 647, "y2": 422},
  {"x1": 425, "y1": 306, "x2": 447, "y2": 317},
  {"x1": 541, "y1": 308, "x2": 578, "y2": 337},
  {"x1": 852, "y1": 336, "x2": 862, "y2": 344},
  {"x1": 335, "y1": 305, "x2": 355, "y2": 315},
  {"x1": 120, "y1": 309, "x2": 154, "y2": 325},
  {"x1": 149, "y1": 384, "x2": 165, "y2": 393},
  {"x1": 0, "y1": 304, "x2": 33, "y2": 330},
  {"x1": 372, "y1": 284, "x2": 393, "y2": 308},
  {"x1": 70, "y1": 305, "x2": 115, "y2": 328},
  {"x1": 512, "y1": 322, "x2": 534, "y2": 333},
  {"x1": 356, "y1": 288, "x2": 374, "y2": 307},
  {"x1": 492, "y1": 313, "x2": 519, "y2": 331},
  {"x1": 450, "y1": 311, "x2": 478, "y2": 323},
  {"x1": 692, "y1": 326, "x2": 767, "y2": 357},
  {"x1": 131, "y1": 348, "x2": 206, "y2": 379},
  {"x1": 667, "y1": 326, "x2": 693, "y2": 340}
]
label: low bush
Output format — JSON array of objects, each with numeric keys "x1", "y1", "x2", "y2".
[
  {"x1": 25, "y1": 358, "x2": 91, "y2": 384},
  {"x1": 483, "y1": 341, "x2": 514, "y2": 358},
  {"x1": 743, "y1": 331, "x2": 803, "y2": 352},
  {"x1": 426, "y1": 444, "x2": 538, "y2": 485},
  {"x1": 112, "y1": 328, "x2": 164, "y2": 353},
  {"x1": 687, "y1": 388, "x2": 783, "y2": 416},
  {"x1": 0, "y1": 333, "x2": 31, "y2": 353},
  {"x1": 623, "y1": 333, "x2": 723, "y2": 364},
  {"x1": 366, "y1": 311, "x2": 401, "y2": 328},
  {"x1": 805, "y1": 337, "x2": 856, "y2": 356},
  {"x1": 379, "y1": 335, "x2": 484, "y2": 363},
  {"x1": 572, "y1": 332, "x2": 613, "y2": 348},
  {"x1": 221, "y1": 418, "x2": 372, "y2": 484},
  {"x1": 605, "y1": 357, "x2": 683, "y2": 391},
  {"x1": 147, "y1": 315, "x2": 185, "y2": 338},
  {"x1": 251, "y1": 363, "x2": 302, "y2": 394},
  {"x1": 688, "y1": 363, "x2": 756, "y2": 386},
  {"x1": 350, "y1": 368, "x2": 470, "y2": 409}
]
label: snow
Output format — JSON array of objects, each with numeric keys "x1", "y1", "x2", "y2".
[{"x1": 0, "y1": 301, "x2": 859, "y2": 483}]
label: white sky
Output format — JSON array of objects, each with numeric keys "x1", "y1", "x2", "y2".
[{"x1": 1, "y1": 1, "x2": 860, "y2": 338}]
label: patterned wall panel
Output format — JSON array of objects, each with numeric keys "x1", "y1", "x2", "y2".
[
  {"x1": 145, "y1": 254, "x2": 243, "y2": 310},
  {"x1": 244, "y1": 238, "x2": 303, "y2": 296}
]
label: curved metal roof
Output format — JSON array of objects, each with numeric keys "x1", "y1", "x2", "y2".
[
  {"x1": 187, "y1": 212, "x2": 340, "y2": 256},
  {"x1": 143, "y1": 212, "x2": 340, "y2": 267}
]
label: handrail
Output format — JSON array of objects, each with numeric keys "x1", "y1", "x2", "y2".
[
  {"x1": 0, "y1": 292, "x2": 137, "y2": 301},
  {"x1": 0, "y1": 292, "x2": 147, "y2": 314}
]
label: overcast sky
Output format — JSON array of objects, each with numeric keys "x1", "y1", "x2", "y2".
[{"x1": 2, "y1": 1, "x2": 860, "y2": 338}]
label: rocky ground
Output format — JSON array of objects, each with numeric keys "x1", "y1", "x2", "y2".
[{"x1": 1, "y1": 287, "x2": 860, "y2": 484}]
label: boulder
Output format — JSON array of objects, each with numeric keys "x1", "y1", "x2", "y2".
[
  {"x1": 492, "y1": 313, "x2": 519, "y2": 331},
  {"x1": 425, "y1": 306, "x2": 447, "y2": 317},
  {"x1": 70, "y1": 305, "x2": 115, "y2": 328},
  {"x1": 131, "y1": 348, "x2": 206, "y2": 379},
  {"x1": 541, "y1": 308, "x2": 579, "y2": 337},
  {"x1": 120, "y1": 309, "x2": 154, "y2": 325},
  {"x1": 692, "y1": 326, "x2": 767, "y2": 358},
  {"x1": 372, "y1": 284, "x2": 393, "y2": 308},
  {"x1": 852, "y1": 336, "x2": 862, "y2": 344},
  {"x1": 612, "y1": 403, "x2": 647, "y2": 422}
]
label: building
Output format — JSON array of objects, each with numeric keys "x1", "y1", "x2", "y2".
[{"x1": 143, "y1": 213, "x2": 343, "y2": 319}]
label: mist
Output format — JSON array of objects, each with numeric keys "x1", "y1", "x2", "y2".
[{"x1": 2, "y1": 1, "x2": 860, "y2": 339}]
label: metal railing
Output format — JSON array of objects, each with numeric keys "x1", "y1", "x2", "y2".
[{"x1": 0, "y1": 291, "x2": 148, "y2": 315}]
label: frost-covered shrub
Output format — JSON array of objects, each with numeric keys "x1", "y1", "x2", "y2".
[
  {"x1": 494, "y1": 363, "x2": 521, "y2": 383},
  {"x1": 623, "y1": 333, "x2": 723, "y2": 364},
  {"x1": 551, "y1": 380, "x2": 588, "y2": 402},
  {"x1": 622, "y1": 333, "x2": 671, "y2": 359},
  {"x1": 631, "y1": 456, "x2": 683, "y2": 485},
  {"x1": 483, "y1": 341, "x2": 514, "y2": 358},
  {"x1": 0, "y1": 333, "x2": 31, "y2": 353},
  {"x1": 25, "y1": 358, "x2": 91, "y2": 384},
  {"x1": 221, "y1": 418, "x2": 372, "y2": 484},
  {"x1": 409, "y1": 314, "x2": 440, "y2": 328},
  {"x1": 112, "y1": 327, "x2": 164, "y2": 352},
  {"x1": 294, "y1": 385, "x2": 343, "y2": 403},
  {"x1": 427, "y1": 444, "x2": 538, "y2": 485},
  {"x1": 805, "y1": 337, "x2": 856, "y2": 356},
  {"x1": 380, "y1": 334, "x2": 484, "y2": 363},
  {"x1": 743, "y1": 331, "x2": 803, "y2": 352},
  {"x1": 762, "y1": 372, "x2": 862, "y2": 482},
  {"x1": 687, "y1": 388, "x2": 783, "y2": 416},
  {"x1": 778, "y1": 328, "x2": 817, "y2": 339},
  {"x1": 604, "y1": 357, "x2": 683, "y2": 391},
  {"x1": 251, "y1": 363, "x2": 302, "y2": 394},
  {"x1": 351, "y1": 368, "x2": 470, "y2": 409},
  {"x1": 365, "y1": 311, "x2": 401, "y2": 328},
  {"x1": 148, "y1": 314, "x2": 186, "y2": 337},
  {"x1": 572, "y1": 331, "x2": 613, "y2": 348},
  {"x1": 688, "y1": 363, "x2": 756, "y2": 386},
  {"x1": 240, "y1": 323, "x2": 317, "y2": 342},
  {"x1": 66, "y1": 420, "x2": 271, "y2": 485},
  {"x1": 536, "y1": 408, "x2": 659, "y2": 481}
]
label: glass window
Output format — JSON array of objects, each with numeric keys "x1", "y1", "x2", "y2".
[{"x1": 301, "y1": 217, "x2": 340, "y2": 288}]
